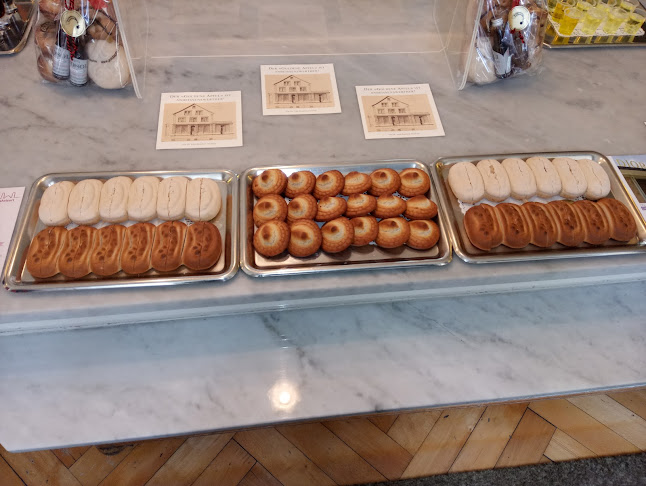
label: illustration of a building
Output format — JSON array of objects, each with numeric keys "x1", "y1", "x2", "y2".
[
  {"x1": 270, "y1": 75, "x2": 330, "y2": 105},
  {"x1": 167, "y1": 103, "x2": 234, "y2": 138},
  {"x1": 370, "y1": 96, "x2": 433, "y2": 128}
]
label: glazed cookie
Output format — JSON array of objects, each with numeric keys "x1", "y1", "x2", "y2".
[
  {"x1": 151, "y1": 221, "x2": 187, "y2": 272},
  {"x1": 315, "y1": 197, "x2": 347, "y2": 222},
  {"x1": 313, "y1": 170, "x2": 344, "y2": 199},
  {"x1": 369, "y1": 168, "x2": 401, "y2": 197},
  {"x1": 476, "y1": 159, "x2": 511, "y2": 202},
  {"x1": 376, "y1": 218, "x2": 410, "y2": 248},
  {"x1": 26, "y1": 226, "x2": 67, "y2": 278},
  {"x1": 59, "y1": 226, "x2": 96, "y2": 279},
  {"x1": 321, "y1": 217, "x2": 354, "y2": 253},
  {"x1": 398, "y1": 168, "x2": 431, "y2": 197},
  {"x1": 253, "y1": 194, "x2": 288, "y2": 226},
  {"x1": 404, "y1": 196, "x2": 438, "y2": 220},
  {"x1": 463, "y1": 204, "x2": 503, "y2": 251},
  {"x1": 552, "y1": 157, "x2": 587, "y2": 200},
  {"x1": 495, "y1": 202, "x2": 531, "y2": 249},
  {"x1": 597, "y1": 198, "x2": 637, "y2": 242},
  {"x1": 372, "y1": 194, "x2": 407, "y2": 219},
  {"x1": 253, "y1": 220, "x2": 290, "y2": 257},
  {"x1": 182, "y1": 222, "x2": 222, "y2": 271},
  {"x1": 284, "y1": 170, "x2": 316, "y2": 198},
  {"x1": 521, "y1": 202, "x2": 557, "y2": 248},
  {"x1": 288, "y1": 220, "x2": 322, "y2": 257},
  {"x1": 577, "y1": 159, "x2": 610, "y2": 201},
  {"x1": 287, "y1": 194, "x2": 318, "y2": 223},
  {"x1": 342, "y1": 171, "x2": 372, "y2": 196},
  {"x1": 407, "y1": 220, "x2": 440, "y2": 250},
  {"x1": 447, "y1": 162, "x2": 484, "y2": 204},
  {"x1": 345, "y1": 194, "x2": 377, "y2": 218},
  {"x1": 501, "y1": 158, "x2": 537, "y2": 200},
  {"x1": 572, "y1": 200, "x2": 610, "y2": 246},
  {"x1": 545, "y1": 200, "x2": 585, "y2": 247},
  {"x1": 351, "y1": 216, "x2": 378, "y2": 246},
  {"x1": 252, "y1": 169, "x2": 288, "y2": 198}
]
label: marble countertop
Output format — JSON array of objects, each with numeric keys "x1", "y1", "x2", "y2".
[{"x1": 1, "y1": 4, "x2": 646, "y2": 449}]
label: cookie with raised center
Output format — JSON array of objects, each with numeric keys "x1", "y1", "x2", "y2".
[
  {"x1": 376, "y1": 217, "x2": 410, "y2": 248},
  {"x1": 369, "y1": 168, "x2": 401, "y2": 197},
  {"x1": 253, "y1": 220, "x2": 289, "y2": 257},
  {"x1": 252, "y1": 169, "x2": 287, "y2": 197},
  {"x1": 404, "y1": 196, "x2": 438, "y2": 220},
  {"x1": 286, "y1": 194, "x2": 317, "y2": 223},
  {"x1": 342, "y1": 171, "x2": 372, "y2": 196},
  {"x1": 284, "y1": 171, "x2": 316, "y2": 198},
  {"x1": 407, "y1": 220, "x2": 440, "y2": 250},
  {"x1": 313, "y1": 170, "x2": 344, "y2": 199},
  {"x1": 321, "y1": 217, "x2": 354, "y2": 253},
  {"x1": 345, "y1": 194, "x2": 377, "y2": 218},
  {"x1": 288, "y1": 220, "x2": 322, "y2": 257},
  {"x1": 253, "y1": 194, "x2": 288, "y2": 226},
  {"x1": 398, "y1": 168, "x2": 431, "y2": 197},
  {"x1": 315, "y1": 197, "x2": 347, "y2": 222},
  {"x1": 372, "y1": 194, "x2": 407, "y2": 219},
  {"x1": 350, "y1": 216, "x2": 378, "y2": 246}
]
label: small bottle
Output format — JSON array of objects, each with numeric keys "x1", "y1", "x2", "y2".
[
  {"x1": 490, "y1": 17, "x2": 512, "y2": 79},
  {"x1": 69, "y1": 35, "x2": 88, "y2": 86},
  {"x1": 52, "y1": 23, "x2": 70, "y2": 80}
]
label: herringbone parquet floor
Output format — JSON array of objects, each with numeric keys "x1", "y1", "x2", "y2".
[{"x1": 1, "y1": 388, "x2": 645, "y2": 486}]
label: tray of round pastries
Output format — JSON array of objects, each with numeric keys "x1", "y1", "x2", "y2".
[
  {"x1": 432, "y1": 151, "x2": 646, "y2": 264},
  {"x1": 240, "y1": 160, "x2": 452, "y2": 277},
  {"x1": 3, "y1": 170, "x2": 238, "y2": 291}
]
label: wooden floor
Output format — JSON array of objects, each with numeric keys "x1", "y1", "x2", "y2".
[{"x1": 1, "y1": 388, "x2": 645, "y2": 486}]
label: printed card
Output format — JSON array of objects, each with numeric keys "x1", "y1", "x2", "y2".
[
  {"x1": 156, "y1": 92, "x2": 243, "y2": 149},
  {"x1": 608, "y1": 155, "x2": 646, "y2": 220},
  {"x1": 261, "y1": 64, "x2": 341, "y2": 116},
  {"x1": 0, "y1": 187, "x2": 25, "y2": 271},
  {"x1": 355, "y1": 84, "x2": 445, "y2": 140}
]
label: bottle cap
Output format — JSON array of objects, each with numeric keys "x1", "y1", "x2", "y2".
[
  {"x1": 509, "y1": 6, "x2": 531, "y2": 31},
  {"x1": 61, "y1": 9, "x2": 86, "y2": 37},
  {"x1": 491, "y1": 17, "x2": 504, "y2": 27}
]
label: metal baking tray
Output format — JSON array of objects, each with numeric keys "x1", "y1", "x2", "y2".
[
  {"x1": 432, "y1": 151, "x2": 646, "y2": 264},
  {"x1": 240, "y1": 160, "x2": 452, "y2": 277},
  {"x1": 0, "y1": 1, "x2": 36, "y2": 55},
  {"x1": 3, "y1": 170, "x2": 239, "y2": 291}
]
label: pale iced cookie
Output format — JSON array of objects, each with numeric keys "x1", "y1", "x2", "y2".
[
  {"x1": 501, "y1": 158, "x2": 537, "y2": 200},
  {"x1": 128, "y1": 176, "x2": 160, "y2": 222},
  {"x1": 398, "y1": 168, "x2": 431, "y2": 197},
  {"x1": 526, "y1": 157, "x2": 561, "y2": 198},
  {"x1": 284, "y1": 171, "x2": 315, "y2": 198},
  {"x1": 577, "y1": 159, "x2": 610, "y2": 201},
  {"x1": 345, "y1": 194, "x2": 377, "y2": 218},
  {"x1": 254, "y1": 194, "x2": 288, "y2": 226},
  {"x1": 369, "y1": 168, "x2": 401, "y2": 197},
  {"x1": 252, "y1": 169, "x2": 287, "y2": 197},
  {"x1": 68, "y1": 179, "x2": 103, "y2": 225},
  {"x1": 321, "y1": 217, "x2": 354, "y2": 253},
  {"x1": 407, "y1": 220, "x2": 440, "y2": 250},
  {"x1": 99, "y1": 176, "x2": 131, "y2": 223},
  {"x1": 315, "y1": 197, "x2": 347, "y2": 222},
  {"x1": 552, "y1": 157, "x2": 587, "y2": 200},
  {"x1": 350, "y1": 216, "x2": 378, "y2": 246},
  {"x1": 313, "y1": 170, "x2": 344, "y2": 199},
  {"x1": 447, "y1": 162, "x2": 484, "y2": 204},
  {"x1": 476, "y1": 159, "x2": 510, "y2": 202},
  {"x1": 288, "y1": 220, "x2": 322, "y2": 257},
  {"x1": 287, "y1": 194, "x2": 317, "y2": 223},
  {"x1": 185, "y1": 178, "x2": 222, "y2": 221},
  {"x1": 39, "y1": 181, "x2": 75, "y2": 226},
  {"x1": 372, "y1": 194, "x2": 406, "y2": 219},
  {"x1": 342, "y1": 171, "x2": 372, "y2": 196},
  {"x1": 157, "y1": 176, "x2": 188, "y2": 221},
  {"x1": 376, "y1": 217, "x2": 410, "y2": 248},
  {"x1": 253, "y1": 220, "x2": 289, "y2": 257},
  {"x1": 405, "y1": 196, "x2": 438, "y2": 220}
]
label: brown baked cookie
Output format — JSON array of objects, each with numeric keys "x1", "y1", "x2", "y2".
[
  {"x1": 38, "y1": 0, "x2": 62, "y2": 20},
  {"x1": 25, "y1": 226, "x2": 67, "y2": 278},
  {"x1": 254, "y1": 220, "x2": 289, "y2": 257},
  {"x1": 287, "y1": 194, "x2": 318, "y2": 223},
  {"x1": 152, "y1": 221, "x2": 187, "y2": 272},
  {"x1": 372, "y1": 194, "x2": 407, "y2": 219},
  {"x1": 345, "y1": 194, "x2": 377, "y2": 218},
  {"x1": 121, "y1": 222, "x2": 156, "y2": 275},
  {"x1": 351, "y1": 216, "x2": 378, "y2": 246},
  {"x1": 253, "y1": 194, "x2": 288, "y2": 226},
  {"x1": 316, "y1": 197, "x2": 347, "y2": 222},
  {"x1": 495, "y1": 203, "x2": 531, "y2": 249},
  {"x1": 545, "y1": 201, "x2": 585, "y2": 247},
  {"x1": 405, "y1": 196, "x2": 438, "y2": 220},
  {"x1": 342, "y1": 171, "x2": 372, "y2": 196},
  {"x1": 407, "y1": 220, "x2": 440, "y2": 250},
  {"x1": 313, "y1": 170, "x2": 344, "y2": 199},
  {"x1": 90, "y1": 224, "x2": 126, "y2": 276},
  {"x1": 398, "y1": 168, "x2": 431, "y2": 197},
  {"x1": 376, "y1": 218, "x2": 410, "y2": 248},
  {"x1": 369, "y1": 168, "x2": 401, "y2": 196},
  {"x1": 288, "y1": 220, "x2": 322, "y2": 257},
  {"x1": 572, "y1": 200, "x2": 611, "y2": 246},
  {"x1": 597, "y1": 198, "x2": 637, "y2": 242},
  {"x1": 463, "y1": 204, "x2": 503, "y2": 251},
  {"x1": 183, "y1": 222, "x2": 222, "y2": 270},
  {"x1": 252, "y1": 169, "x2": 288, "y2": 198},
  {"x1": 520, "y1": 202, "x2": 557, "y2": 248},
  {"x1": 86, "y1": 8, "x2": 118, "y2": 41},
  {"x1": 284, "y1": 171, "x2": 316, "y2": 198},
  {"x1": 59, "y1": 226, "x2": 97, "y2": 278},
  {"x1": 35, "y1": 21, "x2": 58, "y2": 56},
  {"x1": 321, "y1": 217, "x2": 354, "y2": 253}
]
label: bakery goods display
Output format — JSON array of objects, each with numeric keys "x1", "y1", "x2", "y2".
[{"x1": 288, "y1": 220, "x2": 322, "y2": 257}]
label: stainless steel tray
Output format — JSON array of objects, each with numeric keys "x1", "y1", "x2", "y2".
[
  {"x1": 3, "y1": 170, "x2": 239, "y2": 291},
  {"x1": 240, "y1": 160, "x2": 452, "y2": 277},
  {"x1": 432, "y1": 151, "x2": 646, "y2": 264},
  {"x1": 0, "y1": 1, "x2": 36, "y2": 56}
]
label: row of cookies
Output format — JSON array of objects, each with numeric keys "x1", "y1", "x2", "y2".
[
  {"x1": 26, "y1": 221, "x2": 222, "y2": 279},
  {"x1": 449, "y1": 157, "x2": 611, "y2": 204},
  {"x1": 464, "y1": 198, "x2": 637, "y2": 251},
  {"x1": 254, "y1": 217, "x2": 441, "y2": 258},
  {"x1": 39, "y1": 176, "x2": 222, "y2": 226}
]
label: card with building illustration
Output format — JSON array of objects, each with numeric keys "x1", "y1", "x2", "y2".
[
  {"x1": 156, "y1": 92, "x2": 243, "y2": 150},
  {"x1": 356, "y1": 84, "x2": 445, "y2": 140},
  {"x1": 261, "y1": 64, "x2": 341, "y2": 116}
]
